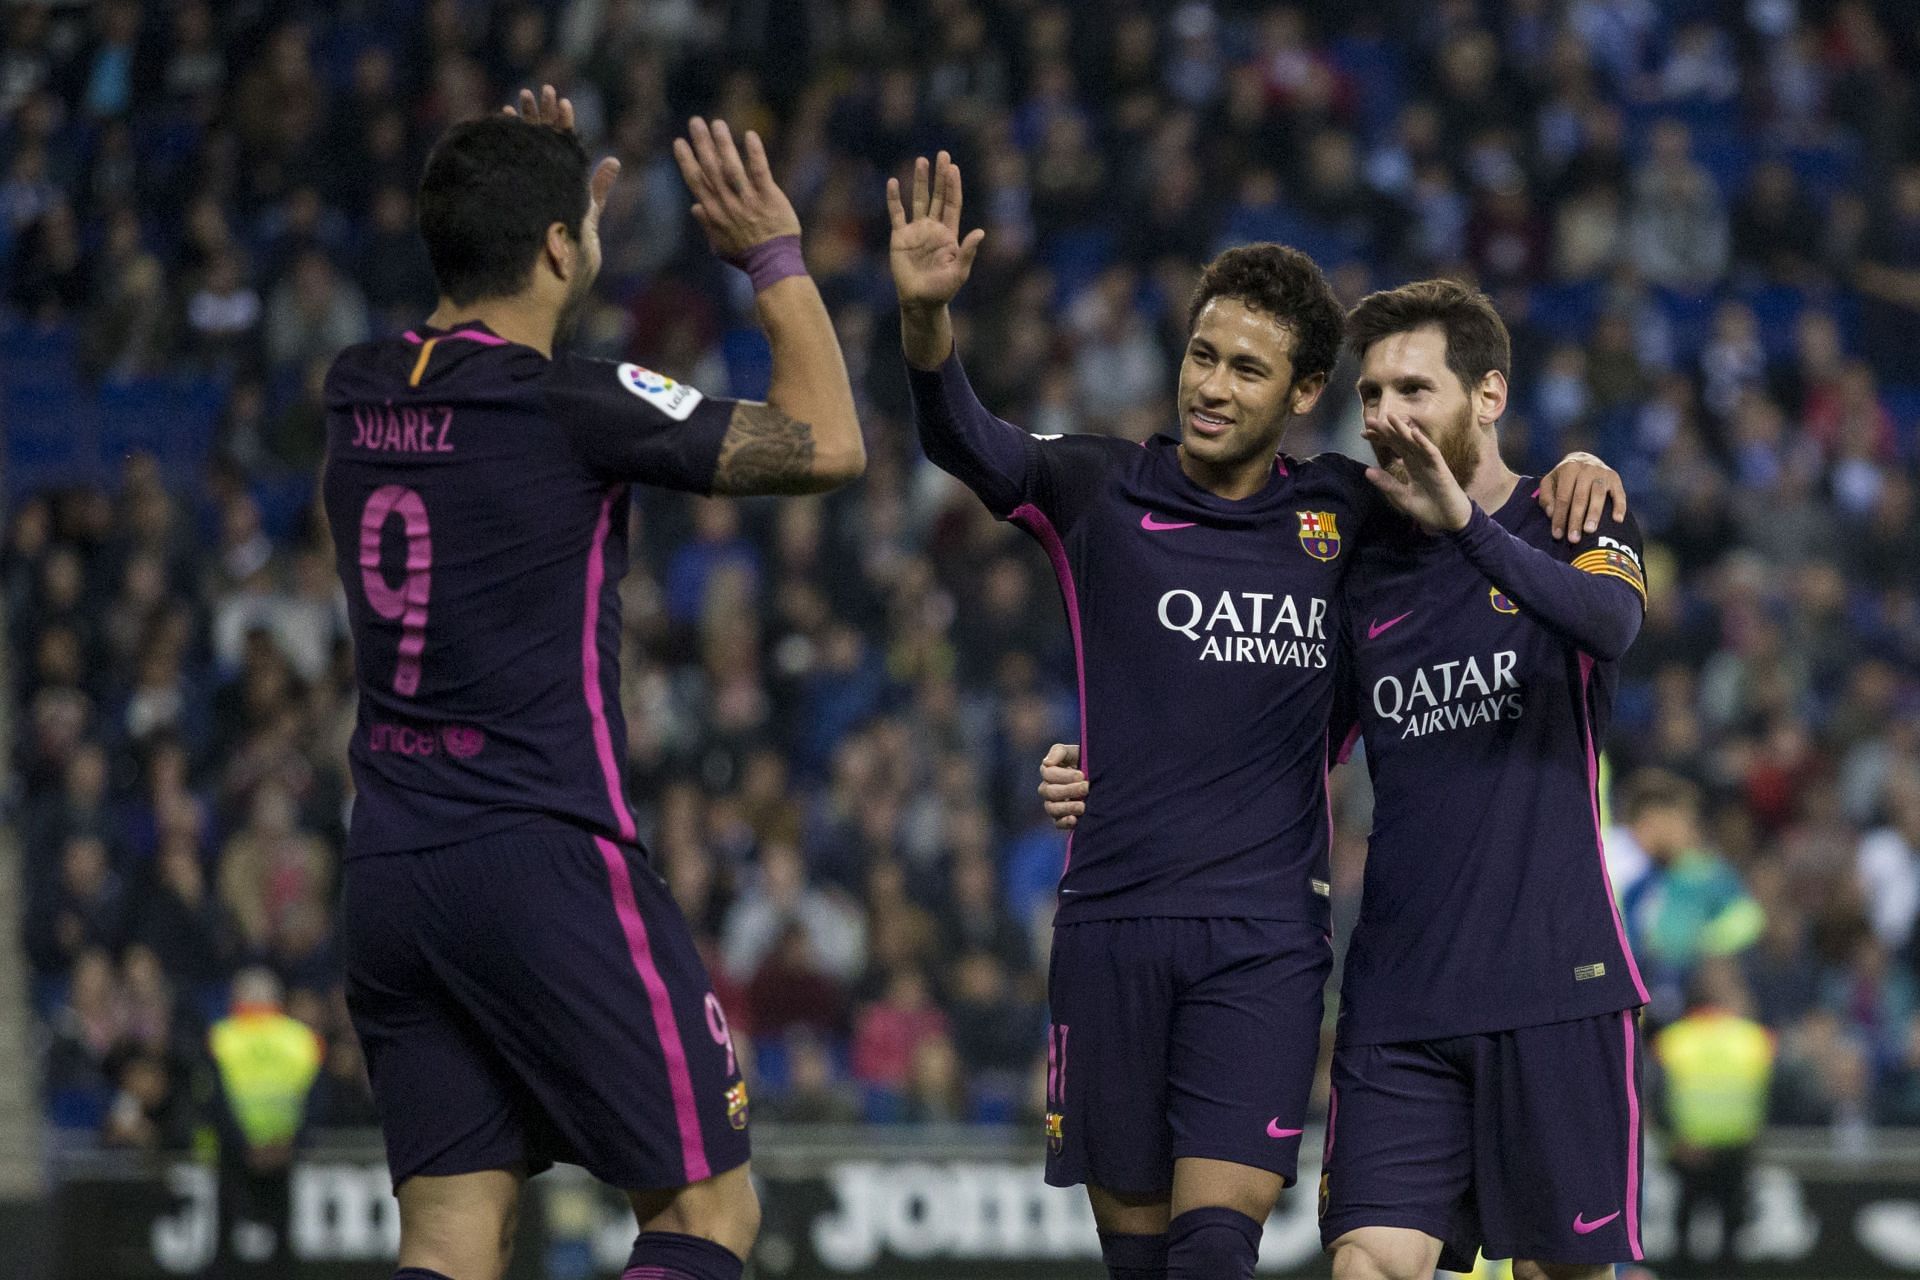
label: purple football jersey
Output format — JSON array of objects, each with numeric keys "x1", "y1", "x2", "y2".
[
  {"x1": 911, "y1": 355, "x2": 1383, "y2": 925},
  {"x1": 322, "y1": 324, "x2": 734, "y2": 857},
  {"x1": 1335, "y1": 481, "x2": 1650, "y2": 1044}
]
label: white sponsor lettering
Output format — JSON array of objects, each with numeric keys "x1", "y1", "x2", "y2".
[
  {"x1": 1596, "y1": 533, "x2": 1642, "y2": 569},
  {"x1": 151, "y1": 1163, "x2": 216, "y2": 1274},
  {"x1": 290, "y1": 1164, "x2": 402, "y2": 1260},
  {"x1": 1371, "y1": 650, "x2": 1524, "y2": 738},
  {"x1": 1155, "y1": 588, "x2": 1330, "y2": 668}
]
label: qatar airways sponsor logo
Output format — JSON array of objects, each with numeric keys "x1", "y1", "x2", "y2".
[
  {"x1": 367, "y1": 721, "x2": 486, "y2": 758},
  {"x1": 1155, "y1": 589, "x2": 1329, "y2": 667},
  {"x1": 1372, "y1": 650, "x2": 1523, "y2": 739}
]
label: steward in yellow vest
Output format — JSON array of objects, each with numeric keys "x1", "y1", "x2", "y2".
[
  {"x1": 207, "y1": 968, "x2": 323, "y2": 1274},
  {"x1": 1654, "y1": 963, "x2": 1776, "y2": 1274}
]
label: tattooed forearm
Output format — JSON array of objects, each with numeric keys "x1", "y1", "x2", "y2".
[{"x1": 712, "y1": 401, "x2": 822, "y2": 494}]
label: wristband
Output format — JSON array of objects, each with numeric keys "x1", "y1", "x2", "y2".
[{"x1": 726, "y1": 235, "x2": 807, "y2": 293}]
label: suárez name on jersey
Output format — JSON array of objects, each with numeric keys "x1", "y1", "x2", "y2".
[
  {"x1": 1156, "y1": 589, "x2": 1329, "y2": 667},
  {"x1": 1372, "y1": 650, "x2": 1523, "y2": 738}
]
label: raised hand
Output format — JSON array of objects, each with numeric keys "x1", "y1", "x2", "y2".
[
  {"x1": 506, "y1": 84, "x2": 621, "y2": 230},
  {"x1": 671, "y1": 117, "x2": 800, "y2": 259},
  {"x1": 1363, "y1": 416, "x2": 1476, "y2": 533},
  {"x1": 888, "y1": 151, "x2": 986, "y2": 312}
]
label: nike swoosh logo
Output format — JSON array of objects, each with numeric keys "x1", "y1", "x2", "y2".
[
  {"x1": 1367, "y1": 611, "x2": 1413, "y2": 640},
  {"x1": 1266, "y1": 1119, "x2": 1303, "y2": 1139},
  {"x1": 1572, "y1": 1211, "x2": 1620, "y2": 1235},
  {"x1": 1141, "y1": 512, "x2": 1197, "y2": 531}
]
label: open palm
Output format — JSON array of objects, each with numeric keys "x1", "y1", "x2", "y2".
[{"x1": 888, "y1": 151, "x2": 986, "y2": 310}]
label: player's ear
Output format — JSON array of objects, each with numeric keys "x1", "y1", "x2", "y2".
[
  {"x1": 1474, "y1": 369, "x2": 1508, "y2": 428},
  {"x1": 1288, "y1": 370, "x2": 1328, "y2": 417},
  {"x1": 543, "y1": 221, "x2": 575, "y2": 283}
]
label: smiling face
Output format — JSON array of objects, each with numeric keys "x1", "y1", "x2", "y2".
[{"x1": 1177, "y1": 296, "x2": 1326, "y2": 473}]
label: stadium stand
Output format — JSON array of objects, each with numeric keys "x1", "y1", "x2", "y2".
[{"x1": 3, "y1": 0, "x2": 1919, "y2": 1166}]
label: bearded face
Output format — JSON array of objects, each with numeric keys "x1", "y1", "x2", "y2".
[{"x1": 1382, "y1": 397, "x2": 1482, "y2": 488}]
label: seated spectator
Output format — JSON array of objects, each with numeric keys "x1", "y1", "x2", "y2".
[
  {"x1": 757, "y1": 1030, "x2": 861, "y2": 1125},
  {"x1": 101, "y1": 1046, "x2": 197, "y2": 1152},
  {"x1": 721, "y1": 840, "x2": 865, "y2": 986},
  {"x1": 746, "y1": 925, "x2": 849, "y2": 1040},
  {"x1": 263, "y1": 249, "x2": 370, "y2": 373},
  {"x1": 134, "y1": 830, "x2": 240, "y2": 987},
  {"x1": 947, "y1": 949, "x2": 1044, "y2": 1080},
  {"x1": 27, "y1": 835, "x2": 126, "y2": 979},
  {"x1": 44, "y1": 950, "x2": 125, "y2": 1119},
  {"x1": 217, "y1": 782, "x2": 330, "y2": 958},
  {"x1": 852, "y1": 965, "x2": 948, "y2": 1091}
]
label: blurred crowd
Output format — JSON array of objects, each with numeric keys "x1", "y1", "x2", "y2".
[{"x1": 4, "y1": 0, "x2": 1920, "y2": 1156}]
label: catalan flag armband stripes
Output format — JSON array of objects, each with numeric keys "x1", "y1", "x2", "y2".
[{"x1": 1570, "y1": 546, "x2": 1647, "y2": 604}]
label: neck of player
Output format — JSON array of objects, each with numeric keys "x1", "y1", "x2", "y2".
[
  {"x1": 1177, "y1": 447, "x2": 1279, "y2": 502},
  {"x1": 426, "y1": 297, "x2": 558, "y2": 358},
  {"x1": 1463, "y1": 428, "x2": 1520, "y2": 516}
]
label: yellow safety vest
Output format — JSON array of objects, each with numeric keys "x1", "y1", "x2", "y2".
[
  {"x1": 1655, "y1": 1009, "x2": 1775, "y2": 1148},
  {"x1": 208, "y1": 1010, "x2": 323, "y2": 1149}
]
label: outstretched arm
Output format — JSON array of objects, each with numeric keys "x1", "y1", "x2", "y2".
[
  {"x1": 671, "y1": 116, "x2": 864, "y2": 493},
  {"x1": 890, "y1": 152, "x2": 1032, "y2": 513},
  {"x1": 1365, "y1": 415, "x2": 1645, "y2": 661}
]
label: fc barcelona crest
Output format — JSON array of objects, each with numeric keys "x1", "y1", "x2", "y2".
[
  {"x1": 1298, "y1": 510, "x2": 1341, "y2": 561},
  {"x1": 1490, "y1": 586, "x2": 1518, "y2": 614},
  {"x1": 1044, "y1": 1111, "x2": 1065, "y2": 1154},
  {"x1": 726, "y1": 1080, "x2": 750, "y2": 1131}
]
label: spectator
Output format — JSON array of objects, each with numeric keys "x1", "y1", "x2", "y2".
[
  {"x1": 1628, "y1": 120, "x2": 1729, "y2": 288},
  {"x1": 1618, "y1": 769, "x2": 1765, "y2": 1021},
  {"x1": 852, "y1": 965, "x2": 949, "y2": 1094},
  {"x1": 27, "y1": 836, "x2": 126, "y2": 979},
  {"x1": 264, "y1": 250, "x2": 371, "y2": 373},
  {"x1": 721, "y1": 840, "x2": 865, "y2": 986}
]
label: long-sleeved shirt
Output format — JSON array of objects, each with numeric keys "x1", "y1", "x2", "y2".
[
  {"x1": 1336, "y1": 478, "x2": 1651, "y2": 1044},
  {"x1": 909, "y1": 351, "x2": 1383, "y2": 925}
]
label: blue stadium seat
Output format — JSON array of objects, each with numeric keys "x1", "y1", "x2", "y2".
[
  {"x1": 1787, "y1": 138, "x2": 1862, "y2": 205},
  {"x1": 721, "y1": 327, "x2": 773, "y2": 401},
  {"x1": 1882, "y1": 384, "x2": 1920, "y2": 462},
  {"x1": 45, "y1": 1086, "x2": 111, "y2": 1133},
  {"x1": 1040, "y1": 228, "x2": 1116, "y2": 306},
  {"x1": 1529, "y1": 279, "x2": 1604, "y2": 345},
  {"x1": 98, "y1": 375, "x2": 225, "y2": 486},
  {"x1": 3, "y1": 382, "x2": 101, "y2": 500},
  {"x1": 1652, "y1": 286, "x2": 1719, "y2": 364},
  {"x1": 1742, "y1": 284, "x2": 1806, "y2": 363}
]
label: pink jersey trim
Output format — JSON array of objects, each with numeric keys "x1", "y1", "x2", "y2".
[
  {"x1": 1577, "y1": 653, "x2": 1649, "y2": 1003},
  {"x1": 1010, "y1": 502, "x2": 1086, "y2": 878},
  {"x1": 584, "y1": 491, "x2": 638, "y2": 842},
  {"x1": 402, "y1": 327, "x2": 509, "y2": 346},
  {"x1": 1622, "y1": 1010, "x2": 1644, "y2": 1260},
  {"x1": 1335, "y1": 722, "x2": 1362, "y2": 766},
  {"x1": 594, "y1": 836, "x2": 710, "y2": 1185}
]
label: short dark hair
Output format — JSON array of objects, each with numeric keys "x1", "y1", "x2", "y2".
[
  {"x1": 1186, "y1": 244, "x2": 1344, "y2": 386},
  {"x1": 417, "y1": 115, "x2": 591, "y2": 306},
  {"x1": 1345, "y1": 278, "x2": 1511, "y2": 392}
]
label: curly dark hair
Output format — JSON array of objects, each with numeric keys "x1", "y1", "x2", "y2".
[
  {"x1": 1345, "y1": 278, "x2": 1511, "y2": 392},
  {"x1": 1185, "y1": 243, "x2": 1345, "y2": 387}
]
